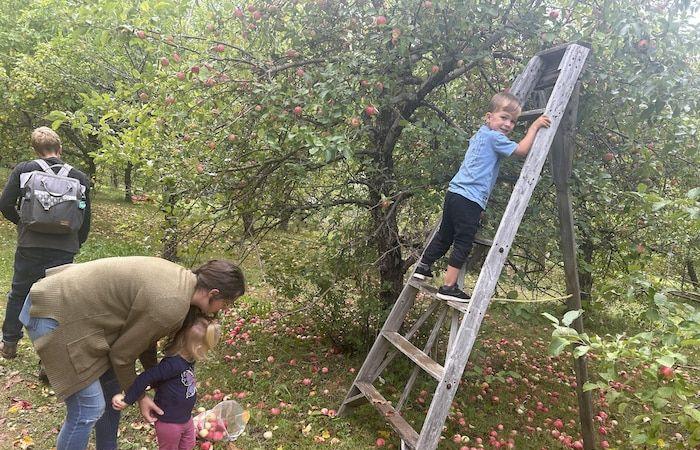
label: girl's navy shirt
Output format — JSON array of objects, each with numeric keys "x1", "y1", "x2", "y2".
[{"x1": 124, "y1": 355, "x2": 197, "y2": 424}]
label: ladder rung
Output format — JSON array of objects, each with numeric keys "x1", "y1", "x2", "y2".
[
  {"x1": 407, "y1": 279, "x2": 470, "y2": 313},
  {"x1": 341, "y1": 391, "x2": 367, "y2": 408},
  {"x1": 535, "y1": 41, "x2": 591, "y2": 64},
  {"x1": 355, "y1": 381, "x2": 419, "y2": 449},
  {"x1": 519, "y1": 108, "x2": 545, "y2": 120},
  {"x1": 382, "y1": 331, "x2": 445, "y2": 381},
  {"x1": 474, "y1": 236, "x2": 493, "y2": 247}
]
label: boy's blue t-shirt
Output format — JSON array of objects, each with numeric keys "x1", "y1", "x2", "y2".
[{"x1": 448, "y1": 125, "x2": 517, "y2": 209}]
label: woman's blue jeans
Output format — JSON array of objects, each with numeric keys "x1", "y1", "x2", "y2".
[{"x1": 20, "y1": 296, "x2": 122, "y2": 450}]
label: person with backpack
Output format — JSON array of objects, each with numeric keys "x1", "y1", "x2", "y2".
[{"x1": 0, "y1": 126, "x2": 91, "y2": 362}]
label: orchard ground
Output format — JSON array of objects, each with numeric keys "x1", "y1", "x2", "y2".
[{"x1": 0, "y1": 190, "x2": 644, "y2": 450}]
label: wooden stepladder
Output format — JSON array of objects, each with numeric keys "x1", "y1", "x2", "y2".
[{"x1": 338, "y1": 43, "x2": 594, "y2": 450}]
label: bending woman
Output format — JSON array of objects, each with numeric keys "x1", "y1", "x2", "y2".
[{"x1": 20, "y1": 256, "x2": 245, "y2": 450}]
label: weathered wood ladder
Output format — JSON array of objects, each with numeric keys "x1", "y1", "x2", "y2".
[{"x1": 338, "y1": 43, "x2": 595, "y2": 450}]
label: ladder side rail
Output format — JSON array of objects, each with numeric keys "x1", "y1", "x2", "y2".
[
  {"x1": 415, "y1": 44, "x2": 590, "y2": 450},
  {"x1": 509, "y1": 55, "x2": 545, "y2": 103},
  {"x1": 550, "y1": 82, "x2": 596, "y2": 450},
  {"x1": 339, "y1": 219, "x2": 443, "y2": 414}
]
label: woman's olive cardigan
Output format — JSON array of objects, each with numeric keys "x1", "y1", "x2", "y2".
[{"x1": 28, "y1": 256, "x2": 197, "y2": 399}]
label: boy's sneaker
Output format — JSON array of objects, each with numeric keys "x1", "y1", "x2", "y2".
[
  {"x1": 437, "y1": 285, "x2": 471, "y2": 303},
  {"x1": 412, "y1": 263, "x2": 434, "y2": 280}
]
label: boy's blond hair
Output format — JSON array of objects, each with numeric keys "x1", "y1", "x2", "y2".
[
  {"x1": 30, "y1": 127, "x2": 62, "y2": 155},
  {"x1": 489, "y1": 92, "x2": 522, "y2": 117}
]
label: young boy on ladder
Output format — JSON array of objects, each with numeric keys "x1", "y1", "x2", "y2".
[{"x1": 413, "y1": 92, "x2": 551, "y2": 302}]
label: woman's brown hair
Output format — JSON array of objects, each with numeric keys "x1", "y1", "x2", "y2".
[{"x1": 193, "y1": 260, "x2": 246, "y2": 302}]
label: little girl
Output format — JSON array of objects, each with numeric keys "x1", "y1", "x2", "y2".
[{"x1": 112, "y1": 315, "x2": 221, "y2": 450}]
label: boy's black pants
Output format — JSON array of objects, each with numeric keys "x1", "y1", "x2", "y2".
[{"x1": 421, "y1": 191, "x2": 483, "y2": 270}]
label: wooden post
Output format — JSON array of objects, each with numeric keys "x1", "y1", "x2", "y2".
[{"x1": 550, "y1": 82, "x2": 597, "y2": 450}]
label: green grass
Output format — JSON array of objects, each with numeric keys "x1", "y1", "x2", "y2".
[{"x1": 0, "y1": 190, "x2": 644, "y2": 449}]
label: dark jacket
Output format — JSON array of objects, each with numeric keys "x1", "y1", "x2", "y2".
[{"x1": 0, "y1": 157, "x2": 91, "y2": 253}]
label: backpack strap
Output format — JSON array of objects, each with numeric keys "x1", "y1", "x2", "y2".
[
  {"x1": 34, "y1": 159, "x2": 54, "y2": 174},
  {"x1": 57, "y1": 164, "x2": 73, "y2": 177}
]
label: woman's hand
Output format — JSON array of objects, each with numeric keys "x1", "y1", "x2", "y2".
[
  {"x1": 137, "y1": 395, "x2": 164, "y2": 423},
  {"x1": 111, "y1": 393, "x2": 128, "y2": 411}
]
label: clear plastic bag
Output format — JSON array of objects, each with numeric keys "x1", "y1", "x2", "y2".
[{"x1": 193, "y1": 400, "x2": 249, "y2": 442}]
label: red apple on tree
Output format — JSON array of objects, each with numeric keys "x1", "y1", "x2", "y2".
[
  {"x1": 234, "y1": 7, "x2": 244, "y2": 18},
  {"x1": 658, "y1": 365, "x2": 674, "y2": 379},
  {"x1": 172, "y1": 52, "x2": 181, "y2": 63},
  {"x1": 349, "y1": 117, "x2": 361, "y2": 127},
  {"x1": 293, "y1": 106, "x2": 303, "y2": 116},
  {"x1": 214, "y1": 43, "x2": 226, "y2": 53},
  {"x1": 191, "y1": 65, "x2": 200, "y2": 74},
  {"x1": 138, "y1": 92, "x2": 149, "y2": 102},
  {"x1": 296, "y1": 67, "x2": 305, "y2": 77},
  {"x1": 135, "y1": 30, "x2": 146, "y2": 39},
  {"x1": 602, "y1": 152, "x2": 614, "y2": 162},
  {"x1": 431, "y1": 65, "x2": 440, "y2": 74},
  {"x1": 175, "y1": 71, "x2": 186, "y2": 81},
  {"x1": 227, "y1": 134, "x2": 238, "y2": 142},
  {"x1": 549, "y1": 10, "x2": 560, "y2": 19},
  {"x1": 374, "y1": 16, "x2": 387, "y2": 26},
  {"x1": 365, "y1": 105, "x2": 378, "y2": 116},
  {"x1": 160, "y1": 57, "x2": 170, "y2": 67}
]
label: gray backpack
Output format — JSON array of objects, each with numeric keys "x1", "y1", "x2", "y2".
[{"x1": 19, "y1": 159, "x2": 85, "y2": 234}]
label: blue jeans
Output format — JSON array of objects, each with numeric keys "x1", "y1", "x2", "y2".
[
  {"x1": 2, "y1": 247, "x2": 73, "y2": 344},
  {"x1": 21, "y1": 296, "x2": 121, "y2": 450}
]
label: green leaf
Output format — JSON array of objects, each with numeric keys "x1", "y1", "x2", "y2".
[
  {"x1": 562, "y1": 309, "x2": 583, "y2": 327},
  {"x1": 688, "y1": 187, "x2": 700, "y2": 200},
  {"x1": 653, "y1": 397, "x2": 668, "y2": 409},
  {"x1": 684, "y1": 405, "x2": 700, "y2": 423},
  {"x1": 573, "y1": 345, "x2": 590, "y2": 358},
  {"x1": 656, "y1": 355, "x2": 675, "y2": 367},
  {"x1": 541, "y1": 312, "x2": 559, "y2": 325},
  {"x1": 548, "y1": 336, "x2": 568, "y2": 356},
  {"x1": 652, "y1": 200, "x2": 670, "y2": 211}
]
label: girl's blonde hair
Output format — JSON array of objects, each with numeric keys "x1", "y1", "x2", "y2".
[{"x1": 164, "y1": 313, "x2": 221, "y2": 362}]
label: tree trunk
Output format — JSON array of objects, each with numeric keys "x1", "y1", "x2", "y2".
[
  {"x1": 579, "y1": 237, "x2": 594, "y2": 301},
  {"x1": 687, "y1": 258, "x2": 698, "y2": 287},
  {"x1": 161, "y1": 187, "x2": 179, "y2": 262},
  {"x1": 370, "y1": 199, "x2": 404, "y2": 308},
  {"x1": 368, "y1": 117, "x2": 404, "y2": 308},
  {"x1": 124, "y1": 161, "x2": 133, "y2": 203}
]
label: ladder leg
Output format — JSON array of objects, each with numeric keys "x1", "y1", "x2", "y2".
[
  {"x1": 396, "y1": 307, "x2": 449, "y2": 412},
  {"x1": 338, "y1": 284, "x2": 420, "y2": 416}
]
